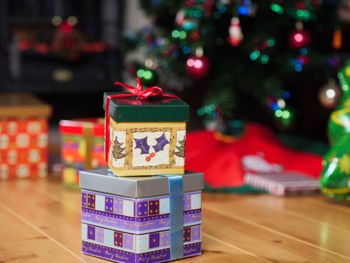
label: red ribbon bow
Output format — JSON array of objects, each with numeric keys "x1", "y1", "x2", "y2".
[{"x1": 105, "y1": 77, "x2": 178, "y2": 162}]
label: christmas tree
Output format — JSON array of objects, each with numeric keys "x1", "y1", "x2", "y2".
[{"x1": 123, "y1": 0, "x2": 345, "y2": 133}]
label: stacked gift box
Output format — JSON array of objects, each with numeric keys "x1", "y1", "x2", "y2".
[
  {"x1": 0, "y1": 93, "x2": 52, "y2": 179},
  {"x1": 79, "y1": 78, "x2": 203, "y2": 263},
  {"x1": 59, "y1": 118, "x2": 107, "y2": 188}
]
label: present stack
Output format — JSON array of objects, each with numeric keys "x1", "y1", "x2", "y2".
[
  {"x1": 79, "y1": 78, "x2": 204, "y2": 263},
  {"x1": 0, "y1": 93, "x2": 52, "y2": 179}
]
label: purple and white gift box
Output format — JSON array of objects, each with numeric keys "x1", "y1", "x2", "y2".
[{"x1": 79, "y1": 169, "x2": 203, "y2": 263}]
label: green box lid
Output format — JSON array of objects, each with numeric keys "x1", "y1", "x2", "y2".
[{"x1": 103, "y1": 92, "x2": 189, "y2": 122}]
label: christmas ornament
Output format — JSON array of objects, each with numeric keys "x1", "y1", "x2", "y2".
[
  {"x1": 332, "y1": 29, "x2": 342, "y2": 50},
  {"x1": 289, "y1": 22, "x2": 310, "y2": 49},
  {"x1": 318, "y1": 80, "x2": 341, "y2": 109},
  {"x1": 175, "y1": 8, "x2": 197, "y2": 30},
  {"x1": 189, "y1": 30, "x2": 200, "y2": 41},
  {"x1": 289, "y1": 29, "x2": 310, "y2": 48},
  {"x1": 175, "y1": 9, "x2": 185, "y2": 26},
  {"x1": 228, "y1": 17, "x2": 243, "y2": 46},
  {"x1": 186, "y1": 55, "x2": 210, "y2": 78},
  {"x1": 186, "y1": 48, "x2": 210, "y2": 78}
]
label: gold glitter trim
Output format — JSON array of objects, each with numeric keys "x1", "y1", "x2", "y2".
[{"x1": 109, "y1": 117, "x2": 186, "y2": 174}]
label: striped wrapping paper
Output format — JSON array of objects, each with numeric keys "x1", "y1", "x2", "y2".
[
  {"x1": 81, "y1": 189, "x2": 202, "y2": 263},
  {"x1": 244, "y1": 173, "x2": 320, "y2": 196}
]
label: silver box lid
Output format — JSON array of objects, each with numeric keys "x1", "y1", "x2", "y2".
[{"x1": 79, "y1": 169, "x2": 204, "y2": 198}]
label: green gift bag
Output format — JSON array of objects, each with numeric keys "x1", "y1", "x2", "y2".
[{"x1": 320, "y1": 63, "x2": 350, "y2": 201}]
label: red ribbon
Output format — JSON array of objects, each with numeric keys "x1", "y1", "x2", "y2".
[{"x1": 105, "y1": 77, "x2": 178, "y2": 162}]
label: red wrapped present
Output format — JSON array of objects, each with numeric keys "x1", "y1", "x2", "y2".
[{"x1": 0, "y1": 93, "x2": 52, "y2": 179}]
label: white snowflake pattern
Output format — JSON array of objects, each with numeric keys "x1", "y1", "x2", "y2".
[{"x1": 16, "y1": 134, "x2": 30, "y2": 148}]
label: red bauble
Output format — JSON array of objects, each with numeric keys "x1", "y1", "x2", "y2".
[
  {"x1": 186, "y1": 55, "x2": 210, "y2": 79},
  {"x1": 190, "y1": 30, "x2": 200, "y2": 41},
  {"x1": 289, "y1": 29, "x2": 310, "y2": 49}
]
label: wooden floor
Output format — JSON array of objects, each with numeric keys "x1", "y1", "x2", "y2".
[{"x1": 0, "y1": 178, "x2": 350, "y2": 263}]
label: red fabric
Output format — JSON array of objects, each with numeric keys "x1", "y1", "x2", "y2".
[{"x1": 185, "y1": 123, "x2": 323, "y2": 188}]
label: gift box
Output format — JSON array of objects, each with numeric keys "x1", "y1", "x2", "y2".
[
  {"x1": 0, "y1": 93, "x2": 52, "y2": 179},
  {"x1": 244, "y1": 172, "x2": 320, "y2": 196},
  {"x1": 79, "y1": 169, "x2": 203, "y2": 263},
  {"x1": 103, "y1": 78, "x2": 189, "y2": 176},
  {"x1": 59, "y1": 118, "x2": 107, "y2": 187}
]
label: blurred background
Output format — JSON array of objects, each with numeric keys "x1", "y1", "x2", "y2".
[
  {"x1": 1, "y1": 0, "x2": 350, "y2": 191},
  {"x1": 1, "y1": 0, "x2": 349, "y2": 133},
  {"x1": 1, "y1": 0, "x2": 124, "y2": 122}
]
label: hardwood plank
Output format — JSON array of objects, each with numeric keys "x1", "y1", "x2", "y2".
[
  {"x1": 0, "y1": 203, "x2": 81, "y2": 263},
  {"x1": 300, "y1": 196, "x2": 350, "y2": 215},
  {"x1": 250, "y1": 195, "x2": 350, "y2": 232},
  {"x1": 203, "y1": 208, "x2": 349, "y2": 263},
  {"x1": 200, "y1": 233, "x2": 272, "y2": 263},
  {"x1": 0, "y1": 180, "x2": 83, "y2": 258},
  {"x1": 203, "y1": 193, "x2": 350, "y2": 262}
]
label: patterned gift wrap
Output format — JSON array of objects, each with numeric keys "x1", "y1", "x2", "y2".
[
  {"x1": 108, "y1": 120, "x2": 187, "y2": 177},
  {"x1": 60, "y1": 119, "x2": 107, "y2": 187},
  {"x1": 104, "y1": 90, "x2": 189, "y2": 177},
  {"x1": 244, "y1": 172, "x2": 320, "y2": 196},
  {"x1": 81, "y1": 190, "x2": 202, "y2": 263},
  {"x1": 80, "y1": 170, "x2": 203, "y2": 263},
  {"x1": 0, "y1": 118, "x2": 49, "y2": 179}
]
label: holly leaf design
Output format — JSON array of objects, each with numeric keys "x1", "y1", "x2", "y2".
[
  {"x1": 153, "y1": 133, "x2": 170, "y2": 153},
  {"x1": 175, "y1": 138, "x2": 185, "y2": 158},
  {"x1": 134, "y1": 137, "x2": 150, "y2": 155}
]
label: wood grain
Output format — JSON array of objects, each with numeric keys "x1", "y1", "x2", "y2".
[{"x1": 0, "y1": 178, "x2": 349, "y2": 263}]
